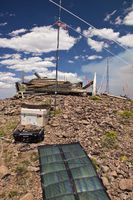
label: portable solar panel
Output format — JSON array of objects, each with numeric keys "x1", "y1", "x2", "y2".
[{"x1": 38, "y1": 143, "x2": 111, "y2": 200}]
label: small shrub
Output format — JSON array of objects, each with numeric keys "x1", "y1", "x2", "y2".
[
  {"x1": 119, "y1": 110, "x2": 133, "y2": 119},
  {"x1": 50, "y1": 108, "x2": 62, "y2": 116},
  {"x1": 120, "y1": 155, "x2": 128, "y2": 162},
  {"x1": 102, "y1": 131, "x2": 118, "y2": 148},
  {"x1": 8, "y1": 191, "x2": 19, "y2": 198},
  {"x1": 0, "y1": 130, "x2": 4, "y2": 137},
  {"x1": 91, "y1": 157, "x2": 99, "y2": 170},
  {"x1": 90, "y1": 96, "x2": 100, "y2": 101},
  {"x1": 30, "y1": 152, "x2": 39, "y2": 162},
  {"x1": 15, "y1": 164, "x2": 27, "y2": 175}
]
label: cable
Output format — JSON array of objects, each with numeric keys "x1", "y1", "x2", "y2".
[
  {"x1": 49, "y1": 0, "x2": 132, "y2": 53},
  {"x1": 61, "y1": 21, "x2": 131, "y2": 65}
]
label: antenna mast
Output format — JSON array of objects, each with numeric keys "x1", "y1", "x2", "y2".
[
  {"x1": 55, "y1": 0, "x2": 61, "y2": 108},
  {"x1": 105, "y1": 57, "x2": 109, "y2": 94}
]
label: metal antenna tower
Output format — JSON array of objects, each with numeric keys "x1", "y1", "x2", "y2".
[
  {"x1": 105, "y1": 57, "x2": 109, "y2": 94},
  {"x1": 54, "y1": 0, "x2": 61, "y2": 109}
]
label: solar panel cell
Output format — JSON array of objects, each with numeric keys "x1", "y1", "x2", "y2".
[{"x1": 38, "y1": 143, "x2": 110, "y2": 200}]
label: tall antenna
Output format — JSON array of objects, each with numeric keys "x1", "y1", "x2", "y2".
[
  {"x1": 105, "y1": 57, "x2": 109, "y2": 94},
  {"x1": 55, "y1": 0, "x2": 61, "y2": 108}
]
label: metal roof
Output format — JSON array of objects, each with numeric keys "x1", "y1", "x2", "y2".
[{"x1": 38, "y1": 143, "x2": 110, "y2": 200}]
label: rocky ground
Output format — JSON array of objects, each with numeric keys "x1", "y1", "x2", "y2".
[{"x1": 0, "y1": 94, "x2": 133, "y2": 200}]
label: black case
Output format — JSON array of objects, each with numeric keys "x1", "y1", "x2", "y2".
[{"x1": 13, "y1": 128, "x2": 44, "y2": 143}]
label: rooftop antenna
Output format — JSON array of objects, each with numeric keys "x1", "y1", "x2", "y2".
[
  {"x1": 105, "y1": 57, "x2": 109, "y2": 94},
  {"x1": 54, "y1": 0, "x2": 61, "y2": 109}
]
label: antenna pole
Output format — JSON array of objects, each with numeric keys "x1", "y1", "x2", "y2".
[
  {"x1": 55, "y1": 0, "x2": 61, "y2": 109},
  {"x1": 106, "y1": 57, "x2": 109, "y2": 94}
]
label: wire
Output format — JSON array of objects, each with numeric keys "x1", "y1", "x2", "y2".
[
  {"x1": 49, "y1": 0, "x2": 132, "y2": 53},
  {"x1": 61, "y1": 21, "x2": 131, "y2": 65}
]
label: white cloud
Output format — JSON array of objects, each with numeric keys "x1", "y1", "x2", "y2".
[
  {"x1": 83, "y1": 27, "x2": 120, "y2": 41},
  {"x1": 104, "y1": 10, "x2": 117, "y2": 22},
  {"x1": 82, "y1": 49, "x2": 133, "y2": 98},
  {"x1": 118, "y1": 34, "x2": 133, "y2": 47},
  {"x1": 9, "y1": 28, "x2": 27, "y2": 36},
  {"x1": 123, "y1": 10, "x2": 133, "y2": 25},
  {"x1": 0, "y1": 72, "x2": 20, "y2": 89},
  {"x1": 0, "y1": 55, "x2": 56, "y2": 73},
  {"x1": 87, "y1": 38, "x2": 108, "y2": 52},
  {"x1": 86, "y1": 55, "x2": 103, "y2": 60},
  {"x1": 0, "y1": 22, "x2": 7, "y2": 26},
  {"x1": 0, "y1": 26, "x2": 77, "y2": 53},
  {"x1": 76, "y1": 27, "x2": 81, "y2": 33},
  {"x1": 35, "y1": 70, "x2": 82, "y2": 83},
  {"x1": 68, "y1": 60, "x2": 74, "y2": 63},
  {"x1": 74, "y1": 56, "x2": 79, "y2": 60}
]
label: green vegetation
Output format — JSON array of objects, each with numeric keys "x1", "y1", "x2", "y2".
[
  {"x1": 91, "y1": 157, "x2": 99, "y2": 170},
  {"x1": 120, "y1": 155, "x2": 128, "y2": 162},
  {"x1": 0, "y1": 121, "x2": 18, "y2": 139},
  {"x1": 30, "y1": 152, "x2": 39, "y2": 162},
  {"x1": 118, "y1": 110, "x2": 133, "y2": 119},
  {"x1": 102, "y1": 131, "x2": 118, "y2": 148},
  {"x1": 90, "y1": 96, "x2": 101, "y2": 101},
  {"x1": 50, "y1": 108, "x2": 62, "y2": 116},
  {"x1": 0, "y1": 129, "x2": 5, "y2": 137},
  {"x1": 8, "y1": 190, "x2": 19, "y2": 198},
  {"x1": 15, "y1": 163, "x2": 27, "y2": 175}
]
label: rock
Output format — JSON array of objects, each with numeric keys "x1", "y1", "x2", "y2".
[
  {"x1": 110, "y1": 171, "x2": 117, "y2": 178},
  {"x1": 63, "y1": 114, "x2": 68, "y2": 119},
  {"x1": 28, "y1": 166, "x2": 39, "y2": 172},
  {"x1": 0, "y1": 165, "x2": 10, "y2": 179},
  {"x1": 20, "y1": 193, "x2": 33, "y2": 200},
  {"x1": 102, "y1": 166, "x2": 109, "y2": 173},
  {"x1": 119, "y1": 179, "x2": 133, "y2": 191},
  {"x1": 81, "y1": 120, "x2": 90, "y2": 125},
  {"x1": 102, "y1": 176, "x2": 110, "y2": 186}
]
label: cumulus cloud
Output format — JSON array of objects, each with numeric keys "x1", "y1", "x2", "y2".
[
  {"x1": 82, "y1": 49, "x2": 133, "y2": 98},
  {"x1": 123, "y1": 10, "x2": 133, "y2": 25},
  {"x1": 104, "y1": 10, "x2": 117, "y2": 22},
  {"x1": 9, "y1": 28, "x2": 27, "y2": 36},
  {"x1": 32, "y1": 70, "x2": 82, "y2": 83},
  {"x1": 0, "y1": 56, "x2": 56, "y2": 72},
  {"x1": 118, "y1": 34, "x2": 133, "y2": 47},
  {"x1": 83, "y1": 27, "x2": 120, "y2": 41},
  {"x1": 87, "y1": 38, "x2": 108, "y2": 52},
  {"x1": 0, "y1": 26, "x2": 77, "y2": 53},
  {"x1": 0, "y1": 72, "x2": 20, "y2": 89}
]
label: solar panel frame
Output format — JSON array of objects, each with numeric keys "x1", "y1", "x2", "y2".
[{"x1": 38, "y1": 143, "x2": 111, "y2": 200}]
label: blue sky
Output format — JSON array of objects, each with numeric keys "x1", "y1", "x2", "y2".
[{"x1": 0, "y1": 0, "x2": 133, "y2": 99}]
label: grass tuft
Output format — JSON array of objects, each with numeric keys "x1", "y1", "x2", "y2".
[
  {"x1": 102, "y1": 131, "x2": 118, "y2": 148},
  {"x1": 118, "y1": 110, "x2": 133, "y2": 119}
]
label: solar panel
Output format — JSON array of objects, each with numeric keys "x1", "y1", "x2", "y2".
[{"x1": 38, "y1": 143, "x2": 110, "y2": 200}]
